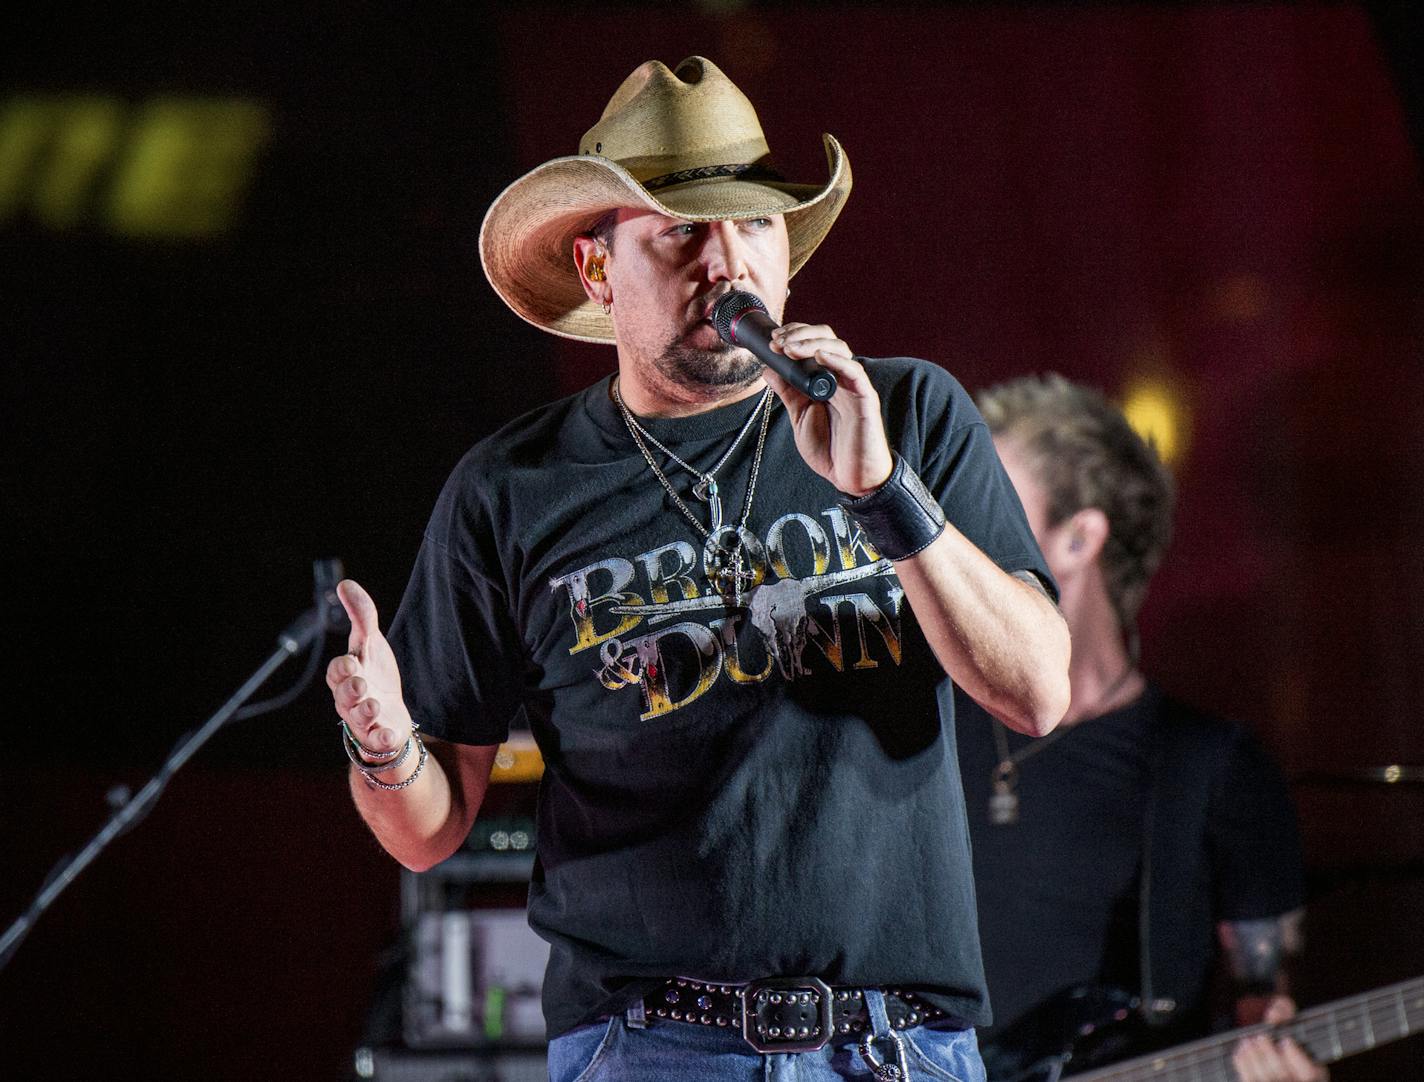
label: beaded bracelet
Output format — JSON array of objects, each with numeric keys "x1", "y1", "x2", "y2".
[{"x1": 361, "y1": 732, "x2": 429, "y2": 792}]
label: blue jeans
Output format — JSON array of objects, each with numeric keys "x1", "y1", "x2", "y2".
[{"x1": 548, "y1": 989, "x2": 987, "y2": 1082}]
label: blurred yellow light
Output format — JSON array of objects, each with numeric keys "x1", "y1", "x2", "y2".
[
  {"x1": 0, "y1": 97, "x2": 124, "y2": 228},
  {"x1": 108, "y1": 98, "x2": 270, "y2": 238},
  {"x1": 0, "y1": 93, "x2": 269, "y2": 238},
  {"x1": 1120, "y1": 380, "x2": 1187, "y2": 466}
]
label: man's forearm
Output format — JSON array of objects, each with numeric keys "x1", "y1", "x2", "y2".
[
  {"x1": 893, "y1": 521, "x2": 1071, "y2": 736},
  {"x1": 350, "y1": 740, "x2": 498, "y2": 872}
]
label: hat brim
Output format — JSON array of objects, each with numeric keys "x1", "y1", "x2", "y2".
[{"x1": 479, "y1": 134, "x2": 852, "y2": 343}]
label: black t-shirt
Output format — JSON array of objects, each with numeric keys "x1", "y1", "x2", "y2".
[
  {"x1": 955, "y1": 684, "x2": 1305, "y2": 1039},
  {"x1": 389, "y1": 357, "x2": 1052, "y2": 1038}
]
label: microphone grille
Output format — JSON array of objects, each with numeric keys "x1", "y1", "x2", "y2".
[{"x1": 710, "y1": 290, "x2": 767, "y2": 344}]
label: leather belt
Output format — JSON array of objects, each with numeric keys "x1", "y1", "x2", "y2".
[{"x1": 640, "y1": 976, "x2": 948, "y2": 1053}]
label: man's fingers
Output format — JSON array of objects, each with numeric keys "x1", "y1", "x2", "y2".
[
  {"x1": 759, "y1": 365, "x2": 811, "y2": 418},
  {"x1": 337, "y1": 578, "x2": 380, "y2": 656},
  {"x1": 770, "y1": 326, "x2": 872, "y2": 404},
  {"x1": 779, "y1": 335, "x2": 846, "y2": 360},
  {"x1": 1232, "y1": 1034, "x2": 1323, "y2": 1082},
  {"x1": 772, "y1": 321, "x2": 832, "y2": 343},
  {"x1": 807, "y1": 348, "x2": 875, "y2": 400},
  {"x1": 1277, "y1": 1039, "x2": 1326, "y2": 1081},
  {"x1": 332, "y1": 674, "x2": 367, "y2": 710},
  {"x1": 326, "y1": 652, "x2": 359, "y2": 689},
  {"x1": 1261, "y1": 995, "x2": 1297, "y2": 1025},
  {"x1": 345, "y1": 714, "x2": 405, "y2": 758},
  {"x1": 339, "y1": 693, "x2": 404, "y2": 754},
  {"x1": 1233, "y1": 1036, "x2": 1268, "y2": 1082},
  {"x1": 774, "y1": 330, "x2": 850, "y2": 365}
]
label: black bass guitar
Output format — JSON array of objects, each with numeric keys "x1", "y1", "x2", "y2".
[{"x1": 982, "y1": 976, "x2": 1423, "y2": 1082}]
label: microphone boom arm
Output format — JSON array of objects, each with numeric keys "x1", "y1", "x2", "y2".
[{"x1": 0, "y1": 558, "x2": 345, "y2": 973}]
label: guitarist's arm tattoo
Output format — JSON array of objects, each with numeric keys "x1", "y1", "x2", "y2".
[{"x1": 1217, "y1": 907, "x2": 1305, "y2": 997}]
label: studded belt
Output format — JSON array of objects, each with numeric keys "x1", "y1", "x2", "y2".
[{"x1": 641, "y1": 976, "x2": 948, "y2": 1054}]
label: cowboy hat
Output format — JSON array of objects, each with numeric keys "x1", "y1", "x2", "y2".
[{"x1": 479, "y1": 55, "x2": 852, "y2": 344}]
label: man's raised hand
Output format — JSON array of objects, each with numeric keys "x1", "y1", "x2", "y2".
[
  {"x1": 759, "y1": 322, "x2": 893, "y2": 498},
  {"x1": 326, "y1": 579, "x2": 413, "y2": 760}
]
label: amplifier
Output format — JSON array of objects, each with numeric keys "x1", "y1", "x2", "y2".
[
  {"x1": 356, "y1": 734, "x2": 551, "y2": 1079},
  {"x1": 404, "y1": 907, "x2": 550, "y2": 1048}
]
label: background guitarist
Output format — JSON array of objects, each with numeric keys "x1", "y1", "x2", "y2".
[{"x1": 957, "y1": 374, "x2": 1326, "y2": 1082}]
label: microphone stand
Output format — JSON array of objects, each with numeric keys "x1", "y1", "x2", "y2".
[{"x1": 0, "y1": 558, "x2": 349, "y2": 973}]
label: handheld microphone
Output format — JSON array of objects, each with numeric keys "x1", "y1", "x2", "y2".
[{"x1": 711, "y1": 290, "x2": 838, "y2": 401}]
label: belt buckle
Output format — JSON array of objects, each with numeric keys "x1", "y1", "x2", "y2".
[{"x1": 739, "y1": 976, "x2": 834, "y2": 1053}]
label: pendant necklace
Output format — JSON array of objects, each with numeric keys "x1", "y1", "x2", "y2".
[
  {"x1": 612, "y1": 379, "x2": 775, "y2": 605},
  {"x1": 988, "y1": 661, "x2": 1137, "y2": 826}
]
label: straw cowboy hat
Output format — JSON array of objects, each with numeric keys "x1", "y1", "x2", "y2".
[{"x1": 479, "y1": 55, "x2": 852, "y2": 344}]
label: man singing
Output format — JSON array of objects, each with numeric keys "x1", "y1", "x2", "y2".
[{"x1": 327, "y1": 57, "x2": 1069, "y2": 1081}]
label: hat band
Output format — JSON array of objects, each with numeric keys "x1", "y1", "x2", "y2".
[{"x1": 642, "y1": 162, "x2": 786, "y2": 193}]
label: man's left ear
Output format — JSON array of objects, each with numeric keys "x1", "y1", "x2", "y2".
[{"x1": 571, "y1": 235, "x2": 611, "y2": 303}]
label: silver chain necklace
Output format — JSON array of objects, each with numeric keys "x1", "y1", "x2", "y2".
[
  {"x1": 615, "y1": 383, "x2": 773, "y2": 530},
  {"x1": 612, "y1": 380, "x2": 775, "y2": 604}
]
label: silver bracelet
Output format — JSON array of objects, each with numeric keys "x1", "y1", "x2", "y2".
[
  {"x1": 341, "y1": 721, "x2": 411, "y2": 772},
  {"x1": 339, "y1": 719, "x2": 403, "y2": 762},
  {"x1": 346, "y1": 732, "x2": 415, "y2": 775},
  {"x1": 361, "y1": 733, "x2": 429, "y2": 792}
]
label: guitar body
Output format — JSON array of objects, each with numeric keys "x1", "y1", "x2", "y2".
[{"x1": 981, "y1": 984, "x2": 1149, "y2": 1082}]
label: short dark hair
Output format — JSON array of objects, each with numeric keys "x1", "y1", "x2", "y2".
[
  {"x1": 585, "y1": 208, "x2": 620, "y2": 252},
  {"x1": 977, "y1": 373, "x2": 1175, "y2": 630}
]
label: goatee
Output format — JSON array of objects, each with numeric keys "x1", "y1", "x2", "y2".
[{"x1": 655, "y1": 339, "x2": 763, "y2": 390}]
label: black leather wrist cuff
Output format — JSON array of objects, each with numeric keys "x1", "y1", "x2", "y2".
[{"x1": 836, "y1": 452, "x2": 946, "y2": 561}]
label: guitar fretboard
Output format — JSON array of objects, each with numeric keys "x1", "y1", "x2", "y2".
[{"x1": 1067, "y1": 976, "x2": 1424, "y2": 1081}]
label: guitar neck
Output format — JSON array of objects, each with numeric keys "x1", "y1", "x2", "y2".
[{"x1": 1067, "y1": 976, "x2": 1424, "y2": 1081}]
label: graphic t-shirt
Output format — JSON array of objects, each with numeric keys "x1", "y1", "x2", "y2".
[{"x1": 390, "y1": 357, "x2": 1053, "y2": 1038}]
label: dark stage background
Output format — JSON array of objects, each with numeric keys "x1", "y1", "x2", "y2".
[{"x1": 3, "y1": 3, "x2": 1422, "y2": 1079}]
